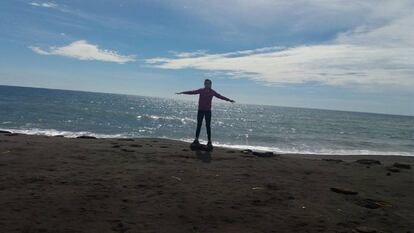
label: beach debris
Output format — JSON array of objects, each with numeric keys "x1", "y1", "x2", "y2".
[
  {"x1": 322, "y1": 159, "x2": 343, "y2": 163},
  {"x1": 355, "y1": 198, "x2": 392, "y2": 209},
  {"x1": 330, "y1": 187, "x2": 358, "y2": 195},
  {"x1": 76, "y1": 135, "x2": 97, "y2": 139},
  {"x1": 171, "y1": 176, "x2": 182, "y2": 181},
  {"x1": 241, "y1": 149, "x2": 252, "y2": 154},
  {"x1": 121, "y1": 148, "x2": 134, "y2": 152},
  {"x1": 251, "y1": 186, "x2": 264, "y2": 190},
  {"x1": 0, "y1": 130, "x2": 12, "y2": 134},
  {"x1": 355, "y1": 226, "x2": 379, "y2": 233},
  {"x1": 355, "y1": 159, "x2": 381, "y2": 165},
  {"x1": 252, "y1": 151, "x2": 276, "y2": 158},
  {"x1": 386, "y1": 167, "x2": 400, "y2": 173},
  {"x1": 393, "y1": 162, "x2": 411, "y2": 169},
  {"x1": 2, "y1": 151, "x2": 11, "y2": 154}
]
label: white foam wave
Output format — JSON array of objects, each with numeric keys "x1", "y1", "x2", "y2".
[
  {"x1": 1, "y1": 128, "x2": 127, "y2": 138},
  {"x1": 2, "y1": 128, "x2": 412, "y2": 156}
]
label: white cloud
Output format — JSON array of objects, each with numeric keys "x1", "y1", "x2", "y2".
[
  {"x1": 29, "y1": 2, "x2": 58, "y2": 8},
  {"x1": 146, "y1": 2, "x2": 414, "y2": 90},
  {"x1": 29, "y1": 40, "x2": 136, "y2": 64},
  {"x1": 172, "y1": 50, "x2": 208, "y2": 58}
]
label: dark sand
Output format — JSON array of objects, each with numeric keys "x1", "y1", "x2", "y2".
[{"x1": 0, "y1": 133, "x2": 413, "y2": 233}]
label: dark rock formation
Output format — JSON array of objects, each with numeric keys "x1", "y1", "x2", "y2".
[
  {"x1": 76, "y1": 136, "x2": 97, "y2": 139},
  {"x1": 252, "y1": 151, "x2": 276, "y2": 158}
]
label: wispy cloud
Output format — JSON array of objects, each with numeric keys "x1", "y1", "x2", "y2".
[
  {"x1": 171, "y1": 0, "x2": 414, "y2": 43},
  {"x1": 146, "y1": 12, "x2": 414, "y2": 89},
  {"x1": 29, "y1": 40, "x2": 136, "y2": 64},
  {"x1": 29, "y1": 2, "x2": 58, "y2": 8}
]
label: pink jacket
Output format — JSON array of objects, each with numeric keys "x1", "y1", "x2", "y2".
[{"x1": 182, "y1": 88, "x2": 231, "y2": 111}]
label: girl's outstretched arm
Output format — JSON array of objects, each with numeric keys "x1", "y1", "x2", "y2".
[
  {"x1": 176, "y1": 89, "x2": 202, "y2": 95},
  {"x1": 214, "y1": 91, "x2": 235, "y2": 103}
]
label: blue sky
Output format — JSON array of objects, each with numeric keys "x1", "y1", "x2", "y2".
[{"x1": 0, "y1": 0, "x2": 413, "y2": 116}]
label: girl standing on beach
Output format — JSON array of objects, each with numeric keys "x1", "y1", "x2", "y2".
[{"x1": 176, "y1": 79, "x2": 235, "y2": 149}]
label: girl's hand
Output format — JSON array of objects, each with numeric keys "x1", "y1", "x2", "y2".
[
  {"x1": 229, "y1": 99, "x2": 235, "y2": 103},
  {"x1": 175, "y1": 92, "x2": 182, "y2": 95}
]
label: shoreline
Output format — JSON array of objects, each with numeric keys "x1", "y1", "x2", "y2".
[
  {"x1": 0, "y1": 132, "x2": 413, "y2": 232},
  {"x1": 1, "y1": 129, "x2": 412, "y2": 157}
]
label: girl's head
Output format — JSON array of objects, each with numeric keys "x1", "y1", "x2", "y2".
[{"x1": 204, "y1": 79, "x2": 212, "y2": 88}]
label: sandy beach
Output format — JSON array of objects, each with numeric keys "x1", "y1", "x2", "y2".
[{"x1": 0, "y1": 132, "x2": 413, "y2": 233}]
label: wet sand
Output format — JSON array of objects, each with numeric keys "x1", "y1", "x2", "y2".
[{"x1": 0, "y1": 133, "x2": 413, "y2": 233}]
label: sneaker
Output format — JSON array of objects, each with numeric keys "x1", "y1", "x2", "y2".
[{"x1": 207, "y1": 141, "x2": 213, "y2": 149}]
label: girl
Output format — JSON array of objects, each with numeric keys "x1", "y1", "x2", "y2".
[{"x1": 176, "y1": 79, "x2": 235, "y2": 149}]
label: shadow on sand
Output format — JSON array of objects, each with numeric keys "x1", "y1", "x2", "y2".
[{"x1": 194, "y1": 150, "x2": 212, "y2": 163}]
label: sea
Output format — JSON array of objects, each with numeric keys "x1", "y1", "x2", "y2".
[{"x1": 1, "y1": 85, "x2": 413, "y2": 156}]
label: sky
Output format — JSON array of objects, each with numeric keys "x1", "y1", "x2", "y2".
[{"x1": 0, "y1": 0, "x2": 413, "y2": 116}]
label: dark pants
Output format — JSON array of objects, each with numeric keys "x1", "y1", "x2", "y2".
[{"x1": 195, "y1": 110, "x2": 211, "y2": 142}]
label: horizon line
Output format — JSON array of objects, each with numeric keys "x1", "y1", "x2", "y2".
[{"x1": 1, "y1": 84, "x2": 413, "y2": 118}]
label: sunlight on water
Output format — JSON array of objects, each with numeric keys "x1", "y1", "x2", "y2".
[{"x1": 1, "y1": 86, "x2": 413, "y2": 156}]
